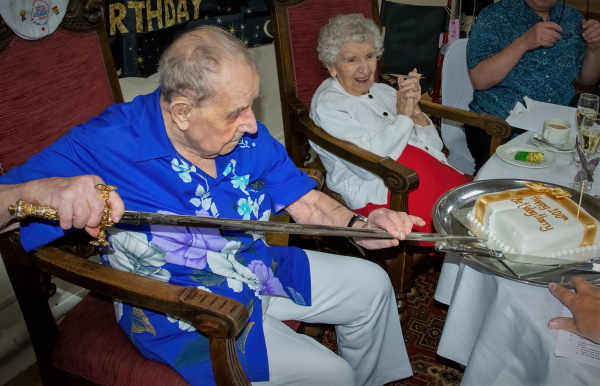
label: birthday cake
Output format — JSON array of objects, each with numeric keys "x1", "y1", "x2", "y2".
[{"x1": 467, "y1": 182, "x2": 600, "y2": 257}]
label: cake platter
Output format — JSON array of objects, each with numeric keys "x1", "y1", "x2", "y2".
[{"x1": 432, "y1": 179, "x2": 600, "y2": 287}]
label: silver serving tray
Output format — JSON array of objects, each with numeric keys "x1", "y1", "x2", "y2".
[{"x1": 432, "y1": 179, "x2": 600, "y2": 286}]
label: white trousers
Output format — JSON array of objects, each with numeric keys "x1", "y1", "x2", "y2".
[{"x1": 253, "y1": 250, "x2": 413, "y2": 386}]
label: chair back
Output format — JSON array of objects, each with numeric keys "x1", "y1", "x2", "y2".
[
  {"x1": 0, "y1": 0, "x2": 123, "y2": 174},
  {"x1": 269, "y1": 0, "x2": 421, "y2": 330},
  {"x1": 276, "y1": 0, "x2": 377, "y2": 109},
  {"x1": 440, "y1": 38, "x2": 476, "y2": 174},
  {"x1": 268, "y1": 0, "x2": 391, "y2": 168}
]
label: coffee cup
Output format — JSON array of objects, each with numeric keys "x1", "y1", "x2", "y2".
[{"x1": 542, "y1": 118, "x2": 571, "y2": 145}]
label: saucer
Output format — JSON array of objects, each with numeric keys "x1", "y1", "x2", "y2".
[
  {"x1": 496, "y1": 143, "x2": 556, "y2": 168},
  {"x1": 530, "y1": 132, "x2": 576, "y2": 153}
]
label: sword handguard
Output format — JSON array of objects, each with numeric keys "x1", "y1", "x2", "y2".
[{"x1": 8, "y1": 184, "x2": 117, "y2": 246}]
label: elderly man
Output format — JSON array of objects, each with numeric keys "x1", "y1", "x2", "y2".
[{"x1": 0, "y1": 27, "x2": 418, "y2": 385}]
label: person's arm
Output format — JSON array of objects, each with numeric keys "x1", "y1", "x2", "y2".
[
  {"x1": 311, "y1": 89, "x2": 414, "y2": 180},
  {"x1": 0, "y1": 176, "x2": 124, "y2": 237},
  {"x1": 577, "y1": 19, "x2": 600, "y2": 86},
  {"x1": 285, "y1": 189, "x2": 425, "y2": 250},
  {"x1": 548, "y1": 277, "x2": 600, "y2": 344},
  {"x1": 470, "y1": 22, "x2": 562, "y2": 90}
]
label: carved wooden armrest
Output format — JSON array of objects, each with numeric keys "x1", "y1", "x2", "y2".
[
  {"x1": 1, "y1": 230, "x2": 251, "y2": 385},
  {"x1": 300, "y1": 168, "x2": 325, "y2": 191},
  {"x1": 287, "y1": 97, "x2": 419, "y2": 197}
]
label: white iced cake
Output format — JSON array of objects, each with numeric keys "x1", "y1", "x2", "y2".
[{"x1": 467, "y1": 182, "x2": 600, "y2": 257}]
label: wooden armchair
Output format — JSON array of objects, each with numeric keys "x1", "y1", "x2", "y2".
[
  {"x1": 0, "y1": 1, "x2": 250, "y2": 384},
  {"x1": 267, "y1": 0, "x2": 511, "y2": 325}
]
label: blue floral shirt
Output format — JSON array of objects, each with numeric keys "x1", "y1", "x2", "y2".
[
  {"x1": 0, "y1": 89, "x2": 316, "y2": 384},
  {"x1": 467, "y1": 0, "x2": 585, "y2": 119}
]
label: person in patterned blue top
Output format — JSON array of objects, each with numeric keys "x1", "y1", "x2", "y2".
[
  {"x1": 464, "y1": 0, "x2": 600, "y2": 171},
  {"x1": 0, "y1": 27, "x2": 421, "y2": 385}
]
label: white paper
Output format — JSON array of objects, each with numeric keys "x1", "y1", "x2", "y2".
[
  {"x1": 505, "y1": 97, "x2": 577, "y2": 133},
  {"x1": 554, "y1": 307, "x2": 600, "y2": 367}
]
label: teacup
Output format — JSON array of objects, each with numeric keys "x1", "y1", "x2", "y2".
[{"x1": 542, "y1": 118, "x2": 571, "y2": 145}]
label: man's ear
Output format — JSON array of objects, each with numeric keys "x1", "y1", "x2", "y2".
[{"x1": 170, "y1": 97, "x2": 191, "y2": 131}]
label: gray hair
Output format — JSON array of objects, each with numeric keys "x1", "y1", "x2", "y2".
[
  {"x1": 317, "y1": 14, "x2": 384, "y2": 65},
  {"x1": 158, "y1": 26, "x2": 258, "y2": 106}
]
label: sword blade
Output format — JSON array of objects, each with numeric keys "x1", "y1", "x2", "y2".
[{"x1": 120, "y1": 211, "x2": 484, "y2": 242}]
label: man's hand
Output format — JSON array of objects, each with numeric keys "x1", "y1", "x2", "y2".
[
  {"x1": 353, "y1": 208, "x2": 425, "y2": 250},
  {"x1": 519, "y1": 21, "x2": 562, "y2": 51},
  {"x1": 548, "y1": 277, "x2": 600, "y2": 344},
  {"x1": 582, "y1": 19, "x2": 600, "y2": 51},
  {"x1": 20, "y1": 175, "x2": 124, "y2": 237}
]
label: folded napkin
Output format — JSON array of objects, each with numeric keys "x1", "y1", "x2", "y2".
[
  {"x1": 505, "y1": 97, "x2": 577, "y2": 132},
  {"x1": 574, "y1": 157, "x2": 600, "y2": 183},
  {"x1": 0, "y1": 0, "x2": 68, "y2": 40}
]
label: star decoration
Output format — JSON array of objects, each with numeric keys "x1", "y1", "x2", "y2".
[
  {"x1": 204, "y1": 15, "x2": 208, "y2": 20},
  {"x1": 216, "y1": 17, "x2": 222, "y2": 24},
  {"x1": 227, "y1": 7, "x2": 231, "y2": 12},
  {"x1": 136, "y1": 55, "x2": 145, "y2": 66},
  {"x1": 241, "y1": 24, "x2": 245, "y2": 30},
  {"x1": 246, "y1": 8, "x2": 252, "y2": 14},
  {"x1": 229, "y1": 25, "x2": 236, "y2": 34},
  {"x1": 243, "y1": 39, "x2": 249, "y2": 46}
]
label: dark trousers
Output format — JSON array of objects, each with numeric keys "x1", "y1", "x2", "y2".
[{"x1": 464, "y1": 124, "x2": 527, "y2": 173}]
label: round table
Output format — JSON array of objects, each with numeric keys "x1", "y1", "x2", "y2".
[{"x1": 434, "y1": 130, "x2": 600, "y2": 385}]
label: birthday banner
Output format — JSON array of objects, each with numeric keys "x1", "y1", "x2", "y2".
[{"x1": 105, "y1": 0, "x2": 273, "y2": 77}]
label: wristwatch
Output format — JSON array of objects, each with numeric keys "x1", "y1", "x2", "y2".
[{"x1": 347, "y1": 214, "x2": 367, "y2": 228}]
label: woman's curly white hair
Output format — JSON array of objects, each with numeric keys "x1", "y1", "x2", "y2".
[{"x1": 317, "y1": 13, "x2": 384, "y2": 65}]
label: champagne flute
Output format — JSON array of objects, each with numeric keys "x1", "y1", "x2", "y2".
[
  {"x1": 569, "y1": 93, "x2": 600, "y2": 165},
  {"x1": 570, "y1": 114, "x2": 600, "y2": 192},
  {"x1": 580, "y1": 115, "x2": 600, "y2": 157}
]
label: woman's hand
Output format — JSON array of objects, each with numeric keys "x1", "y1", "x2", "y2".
[
  {"x1": 397, "y1": 69, "x2": 428, "y2": 125},
  {"x1": 396, "y1": 87, "x2": 415, "y2": 117}
]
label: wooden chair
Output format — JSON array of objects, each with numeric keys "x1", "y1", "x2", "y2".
[
  {"x1": 0, "y1": 0, "x2": 251, "y2": 384},
  {"x1": 267, "y1": 0, "x2": 511, "y2": 326}
]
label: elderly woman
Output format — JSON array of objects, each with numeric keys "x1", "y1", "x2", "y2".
[
  {"x1": 310, "y1": 13, "x2": 470, "y2": 234},
  {"x1": 0, "y1": 26, "x2": 417, "y2": 385}
]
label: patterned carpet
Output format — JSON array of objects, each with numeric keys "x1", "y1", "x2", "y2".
[{"x1": 313, "y1": 268, "x2": 464, "y2": 386}]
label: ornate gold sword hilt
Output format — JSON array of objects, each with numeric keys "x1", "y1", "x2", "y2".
[{"x1": 8, "y1": 184, "x2": 117, "y2": 246}]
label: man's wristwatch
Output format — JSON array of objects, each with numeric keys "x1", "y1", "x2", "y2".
[{"x1": 347, "y1": 214, "x2": 367, "y2": 228}]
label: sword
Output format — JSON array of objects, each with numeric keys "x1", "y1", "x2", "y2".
[{"x1": 8, "y1": 199, "x2": 485, "y2": 245}]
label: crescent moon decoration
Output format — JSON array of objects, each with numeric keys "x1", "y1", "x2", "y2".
[{"x1": 263, "y1": 20, "x2": 273, "y2": 38}]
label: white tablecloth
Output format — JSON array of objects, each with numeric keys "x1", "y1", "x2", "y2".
[
  {"x1": 435, "y1": 119, "x2": 600, "y2": 384},
  {"x1": 436, "y1": 260, "x2": 599, "y2": 385},
  {"x1": 477, "y1": 131, "x2": 600, "y2": 197}
]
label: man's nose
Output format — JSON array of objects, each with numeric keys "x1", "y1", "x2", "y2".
[{"x1": 240, "y1": 108, "x2": 257, "y2": 134}]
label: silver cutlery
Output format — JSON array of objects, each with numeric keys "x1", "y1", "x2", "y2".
[
  {"x1": 534, "y1": 133, "x2": 574, "y2": 151},
  {"x1": 436, "y1": 240, "x2": 600, "y2": 272}
]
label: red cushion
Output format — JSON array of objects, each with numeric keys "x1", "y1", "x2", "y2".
[
  {"x1": 287, "y1": 0, "x2": 374, "y2": 107},
  {"x1": 54, "y1": 295, "x2": 302, "y2": 384},
  {"x1": 0, "y1": 29, "x2": 116, "y2": 174},
  {"x1": 53, "y1": 295, "x2": 188, "y2": 385}
]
